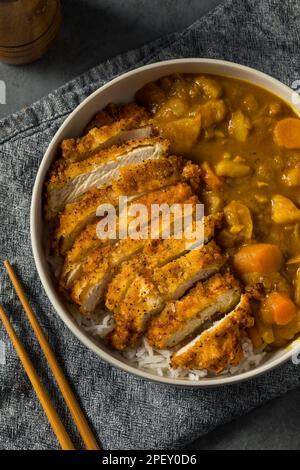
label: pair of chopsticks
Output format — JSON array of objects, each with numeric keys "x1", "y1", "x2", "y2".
[{"x1": 0, "y1": 261, "x2": 99, "y2": 450}]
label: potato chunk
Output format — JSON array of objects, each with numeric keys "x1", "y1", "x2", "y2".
[
  {"x1": 156, "y1": 114, "x2": 201, "y2": 154},
  {"x1": 242, "y1": 94, "x2": 258, "y2": 114},
  {"x1": 155, "y1": 97, "x2": 188, "y2": 121},
  {"x1": 271, "y1": 194, "x2": 300, "y2": 224},
  {"x1": 193, "y1": 76, "x2": 223, "y2": 99},
  {"x1": 282, "y1": 167, "x2": 300, "y2": 187},
  {"x1": 215, "y1": 160, "x2": 251, "y2": 178},
  {"x1": 135, "y1": 82, "x2": 166, "y2": 110},
  {"x1": 224, "y1": 201, "x2": 253, "y2": 240},
  {"x1": 199, "y1": 100, "x2": 227, "y2": 129},
  {"x1": 229, "y1": 110, "x2": 252, "y2": 142}
]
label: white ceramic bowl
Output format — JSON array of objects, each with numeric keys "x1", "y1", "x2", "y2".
[{"x1": 31, "y1": 59, "x2": 300, "y2": 387}]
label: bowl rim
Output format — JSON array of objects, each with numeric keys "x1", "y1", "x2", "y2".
[{"x1": 31, "y1": 58, "x2": 300, "y2": 387}]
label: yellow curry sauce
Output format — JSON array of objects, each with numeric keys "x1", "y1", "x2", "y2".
[{"x1": 136, "y1": 73, "x2": 300, "y2": 349}]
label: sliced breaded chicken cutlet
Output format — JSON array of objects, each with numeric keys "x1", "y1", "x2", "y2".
[
  {"x1": 54, "y1": 155, "x2": 187, "y2": 254},
  {"x1": 61, "y1": 183, "x2": 195, "y2": 288},
  {"x1": 105, "y1": 213, "x2": 223, "y2": 316},
  {"x1": 147, "y1": 273, "x2": 241, "y2": 349},
  {"x1": 85, "y1": 102, "x2": 148, "y2": 131},
  {"x1": 69, "y1": 204, "x2": 201, "y2": 313},
  {"x1": 61, "y1": 103, "x2": 151, "y2": 162},
  {"x1": 69, "y1": 190, "x2": 201, "y2": 310},
  {"x1": 110, "y1": 241, "x2": 227, "y2": 350},
  {"x1": 45, "y1": 137, "x2": 169, "y2": 218},
  {"x1": 170, "y1": 294, "x2": 254, "y2": 374}
]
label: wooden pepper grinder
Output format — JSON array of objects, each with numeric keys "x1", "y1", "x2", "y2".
[{"x1": 0, "y1": 0, "x2": 61, "y2": 64}]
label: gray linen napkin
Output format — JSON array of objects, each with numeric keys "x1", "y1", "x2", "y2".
[{"x1": 1, "y1": 0, "x2": 300, "y2": 450}]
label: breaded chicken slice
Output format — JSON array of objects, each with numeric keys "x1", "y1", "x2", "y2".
[
  {"x1": 112, "y1": 155, "x2": 186, "y2": 196},
  {"x1": 143, "y1": 213, "x2": 223, "y2": 260},
  {"x1": 45, "y1": 137, "x2": 169, "y2": 217},
  {"x1": 110, "y1": 241, "x2": 227, "y2": 350},
  {"x1": 61, "y1": 103, "x2": 151, "y2": 162},
  {"x1": 53, "y1": 186, "x2": 115, "y2": 254},
  {"x1": 70, "y1": 238, "x2": 147, "y2": 314},
  {"x1": 54, "y1": 155, "x2": 185, "y2": 253},
  {"x1": 105, "y1": 213, "x2": 223, "y2": 315},
  {"x1": 152, "y1": 241, "x2": 226, "y2": 301},
  {"x1": 147, "y1": 273, "x2": 241, "y2": 349},
  {"x1": 111, "y1": 275, "x2": 164, "y2": 350},
  {"x1": 171, "y1": 294, "x2": 254, "y2": 374},
  {"x1": 85, "y1": 103, "x2": 148, "y2": 132},
  {"x1": 60, "y1": 221, "x2": 112, "y2": 288},
  {"x1": 60, "y1": 184, "x2": 195, "y2": 287}
]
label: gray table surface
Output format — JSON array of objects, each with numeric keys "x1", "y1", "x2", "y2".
[{"x1": 0, "y1": 0, "x2": 299, "y2": 451}]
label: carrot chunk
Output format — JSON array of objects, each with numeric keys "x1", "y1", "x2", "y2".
[
  {"x1": 233, "y1": 243, "x2": 284, "y2": 276},
  {"x1": 260, "y1": 292, "x2": 298, "y2": 326},
  {"x1": 274, "y1": 118, "x2": 300, "y2": 149}
]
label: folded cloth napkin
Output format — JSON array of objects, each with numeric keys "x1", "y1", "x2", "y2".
[{"x1": 1, "y1": 0, "x2": 300, "y2": 450}]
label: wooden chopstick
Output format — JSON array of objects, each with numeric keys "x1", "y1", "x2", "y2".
[
  {"x1": 4, "y1": 261, "x2": 100, "y2": 451},
  {"x1": 0, "y1": 305, "x2": 75, "y2": 450}
]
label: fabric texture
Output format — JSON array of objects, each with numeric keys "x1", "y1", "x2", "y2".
[{"x1": 1, "y1": 0, "x2": 300, "y2": 450}]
